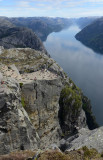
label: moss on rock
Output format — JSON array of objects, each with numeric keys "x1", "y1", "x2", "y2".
[{"x1": 21, "y1": 96, "x2": 26, "y2": 108}]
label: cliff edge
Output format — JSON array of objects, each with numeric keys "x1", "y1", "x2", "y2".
[{"x1": 0, "y1": 47, "x2": 100, "y2": 155}]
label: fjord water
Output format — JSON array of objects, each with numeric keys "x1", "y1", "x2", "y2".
[{"x1": 44, "y1": 25, "x2": 103, "y2": 125}]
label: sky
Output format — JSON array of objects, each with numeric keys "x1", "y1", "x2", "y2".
[{"x1": 0, "y1": 0, "x2": 103, "y2": 18}]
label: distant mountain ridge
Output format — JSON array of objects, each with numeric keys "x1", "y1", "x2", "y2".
[
  {"x1": 75, "y1": 17, "x2": 103, "y2": 54},
  {"x1": 0, "y1": 16, "x2": 100, "y2": 54},
  {"x1": 9, "y1": 17, "x2": 73, "y2": 41},
  {"x1": 75, "y1": 17, "x2": 98, "y2": 29},
  {"x1": 9, "y1": 17, "x2": 99, "y2": 41},
  {"x1": 0, "y1": 16, "x2": 73, "y2": 52}
]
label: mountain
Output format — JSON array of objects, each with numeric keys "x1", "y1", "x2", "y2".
[
  {"x1": 75, "y1": 17, "x2": 103, "y2": 54},
  {"x1": 0, "y1": 16, "x2": 73, "y2": 51},
  {"x1": 0, "y1": 26, "x2": 48, "y2": 55},
  {"x1": 75, "y1": 17, "x2": 98, "y2": 29},
  {"x1": 0, "y1": 16, "x2": 14, "y2": 28},
  {"x1": 9, "y1": 17, "x2": 73, "y2": 41}
]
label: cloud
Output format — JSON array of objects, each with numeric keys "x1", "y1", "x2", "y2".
[
  {"x1": 16, "y1": 1, "x2": 30, "y2": 7},
  {"x1": 0, "y1": 0, "x2": 103, "y2": 17}
]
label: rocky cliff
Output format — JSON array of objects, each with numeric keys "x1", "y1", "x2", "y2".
[
  {"x1": 0, "y1": 72, "x2": 38, "y2": 154},
  {"x1": 0, "y1": 47, "x2": 90, "y2": 155},
  {"x1": 0, "y1": 47, "x2": 101, "y2": 156},
  {"x1": 0, "y1": 26, "x2": 48, "y2": 55}
]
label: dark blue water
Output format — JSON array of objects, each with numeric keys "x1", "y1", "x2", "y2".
[{"x1": 44, "y1": 25, "x2": 103, "y2": 125}]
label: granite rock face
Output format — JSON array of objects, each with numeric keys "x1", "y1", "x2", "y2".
[
  {"x1": 0, "y1": 76, "x2": 38, "y2": 155},
  {"x1": 60, "y1": 127, "x2": 103, "y2": 153},
  {"x1": 21, "y1": 79, "x2": 62, "y2": 149},
  {"x1": 0, "y1": 47, "x2": 100, "y2": 155}
]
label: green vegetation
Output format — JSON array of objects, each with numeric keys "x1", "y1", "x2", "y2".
[
  {"x1": 59, "y1": 82, "x2": 82, "y2": 135},
  {"x1": 69, "y1": 78, "x2": 81, "y2": 94},
  {"x1": 21, "y1": 97, "x2": 26, "y2": 108},
  {"x1": 19, "y1": 83, "x2": 23, "y2": 88},
  {"x1": 82, "y1": 95, "x2": 99, "y2": 130},
  {"x1": 60, "y1": 85, "x2": 82, "y2": 111},
  {"x1": 82, "y1": 146, "x2": 100, "y2": 159},
  {"x1": 0, "y1": 147, "x2": 102, "y2": 160},
  {"x1": 69, "y1": 78, "x2": 98, "y2": 130}
]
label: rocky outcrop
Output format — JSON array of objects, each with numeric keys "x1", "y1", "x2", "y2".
[
  {"x1": 0, "y1": 47, "x2": 100, "y2": 155},
  {"x1": 0, "y1": 48, "x2": 62, "y2": 75},
  {"x1": 60, "y1": 127, "x2": 103, "y2": 153}
]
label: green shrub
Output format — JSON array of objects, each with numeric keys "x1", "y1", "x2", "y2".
[
  {"x1": 19, "y1": 83, "x2": 23, "y2": 88},
  {"x1": 60, "y1": 85, "x2": 82, "y2": 111}
]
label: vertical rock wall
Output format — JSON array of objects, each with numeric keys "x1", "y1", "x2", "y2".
[{"x1": 21, "y1": 79, "x2": 63, "y2": 149}]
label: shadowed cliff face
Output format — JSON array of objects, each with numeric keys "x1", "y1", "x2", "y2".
[{"x1": 0, "y1": 26, "x2": 48, "y2": 56}]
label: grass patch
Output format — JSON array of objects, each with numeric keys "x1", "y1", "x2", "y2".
[{"x1": 82, "y1": 146, "x2": 100, "y2": 159}]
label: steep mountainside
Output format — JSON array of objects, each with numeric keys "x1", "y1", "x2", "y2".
[
  {"x1": 0, "y1": 26, "x2": 48, "y2": 55},
  {"x1": 75, "y1": 17, "x2": 103, "y2": 54},
  {"x1": 75, "y1": 17, "x2": 98, "y2": 29},
  {"x1": 0, "y1": 16, "x2": 14, "y2": 28},
  {"x1": 9, "y1": 17, "x2": 73, "y2": 41}
]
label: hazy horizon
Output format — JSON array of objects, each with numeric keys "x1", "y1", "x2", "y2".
[
  {"x1": 0, "y1": 0, "x2": 103, "y2": 18},
  {"x1": 0, "y1": 15, "x2": 101, "y2": 19}
]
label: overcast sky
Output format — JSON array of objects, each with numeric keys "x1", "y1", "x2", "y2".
[{"x1": 0, "y1": 0, "x2": 103, "y2": 17}]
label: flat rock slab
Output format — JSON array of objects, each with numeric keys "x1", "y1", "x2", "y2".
[
  {"x1": 1, "y1": 65, "x2": 58, "y2": 84},
  {"x1": 21, "y1": 69, "x2": 58, "y2": 82}
]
